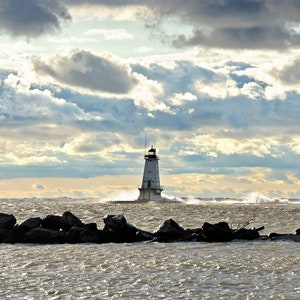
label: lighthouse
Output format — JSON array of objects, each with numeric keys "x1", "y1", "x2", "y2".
[{"x1": 138, "y1": 146, "x2": 163, "y2": 201}]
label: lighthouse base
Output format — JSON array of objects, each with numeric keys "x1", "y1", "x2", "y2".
[{"x1": 137, "y1": 188, "x2": 163, "y2": 201}]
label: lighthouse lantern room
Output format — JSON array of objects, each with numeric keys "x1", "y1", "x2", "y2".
[{"x1": 137, "y1": 146, "x2": 163, "y2": 201}]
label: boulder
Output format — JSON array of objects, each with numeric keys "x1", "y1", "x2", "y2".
[
  {"x1": 25, "y1": 227, "x2": 67, "y2": 244},
  {"x1": 80, "y1": 227, "x2": 101, "y2": 243},
  {"x1": 202, "y1": 222, "x2": 233, "y2": 242},
  {"x1": 68, "y1": 223, "x2": 100, "y2": 243},
  {"x1": 67, "y1": 226, "x2": 84, "y2": 243},
  {"x1": 233, "y1": 226, "x2": 264, "y2": 240},
  {"x1": 0, "y1": 228, "x2": 17, "y2": 243},
  {"x1": 103, "y1": 214, "x2": 127, "y2": 231},
  {"x1": 182, "y1": 228, "x2": 204, "y2": 242},
  {"x1": 98, "y1": 230, "x2": 116, "y2": 243},
  {"x1": 135, "y1": 229, "x2": 155, "y2": 242},
  {"x1": 85, "y1": 223, "x2": 98, "y2": 232},
  {"x1": 107, "y1": 224, "x2": 138, "y2": 243},
  {"x1": 154, "y1": 219, "x2": 186, "y2": 242},
  {"x1": 42, "y1": 215, "x2": 64, "y2": 230},
  {"x1": 293, "y1": 235, "x2": 300, "y2": 242},
  {"x1": 0, "y1": 213, "x2": 16, "y2": 229},
  {"x1": 269, "y1": 232, "x2": 300, "y2": 242},
  {"x1": 102, "y1": 215, "x2": 140, "y2": 243},
  {"x1": 61, "y1": 211, "x2": 83, "y2": 230},
  {"x1": 17, "y1": 217, "x2": 42, "y2": 233}
]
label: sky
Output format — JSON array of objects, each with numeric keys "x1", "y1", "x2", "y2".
[{"x1": 1, "y1": 0, "x2": 300, "y2": 200}]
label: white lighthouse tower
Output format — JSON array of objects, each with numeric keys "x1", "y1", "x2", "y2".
[{"x1": 138, "y1": 146, "x2": 163, "y2": 201}]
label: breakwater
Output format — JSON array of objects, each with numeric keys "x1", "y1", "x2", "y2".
[{"x1": 0, "y1": 211, "x2": 299, "y2": 244}]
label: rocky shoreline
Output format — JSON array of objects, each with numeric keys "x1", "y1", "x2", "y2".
[{"x1": 0, "y1": 211, "x2": 299, "y2": 244}]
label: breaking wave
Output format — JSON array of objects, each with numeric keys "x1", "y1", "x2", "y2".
[
  {"x1": 90, "y1": 191, "x2": 300, "y2": 205},
  {"x1": 5, "y1": 191, "x2": 299, "y2": 205},
  {"x1": 161, "y1": 192, "x2": 300, "y2": 205}
]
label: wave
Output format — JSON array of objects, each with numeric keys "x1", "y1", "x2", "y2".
[
  {"x1": 161, "y1": 192, "x2": 300, "y2": 205},
  {"x1": 1, "y1": 191, "x2": 299, "y2": 205}
]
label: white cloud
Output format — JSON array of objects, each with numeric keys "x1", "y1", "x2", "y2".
[
  {"x1": 65, "y1": 3, "x2": 145, "y2": 21},
  {"x1": 240, "y1": 82, "x2": 264, "y2": 99},
  {"x1": 169, "y1": 92, "x2": 197, "y2": 106},
  {"x1": 128, "y1": 72, "x2": 166, "y2": 111},
  {"x1": 195, "y1": 77, "x2": 238, "y2": 99},
  {"x1": 1, "y1": 73, "x2": 101, "y2": 121},
  {"x1": 181, "y1": 133, "x2": 285, "y2": 158},
  {"x1": 85, "y1": 28, "x2": 134, "y2": 40}
]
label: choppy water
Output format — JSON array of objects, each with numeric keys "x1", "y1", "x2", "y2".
[{"x1": 0, "y1": 198, "x2": 299, "y2": 299}]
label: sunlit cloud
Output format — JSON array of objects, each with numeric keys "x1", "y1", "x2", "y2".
[
  {"x1": 85, "y1": 28, "x2": 134, "y2": 40},
  {"x1": 1, "y1": 0, "x2": 300, "y2": 199}
]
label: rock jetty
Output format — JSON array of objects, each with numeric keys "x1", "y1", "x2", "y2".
[{"x1": 0, "y1": 211, "x2": 299, "y2": 244}]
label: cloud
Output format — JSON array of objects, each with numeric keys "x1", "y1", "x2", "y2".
[
  {"x1": 5, "y1": 0, "x2": 298, "y2": 49},
  {"x1": 63, "y1": 0, "x2": 142, "y2": 7},
  {"x1": 69, "y1": 0, "x2": 300, "y2": 50},
  {"x1": 84, "y1": 28, "x2": 134, "y2": 40},
  {"x1": 173, "y1": 26, "x2": 300, "y2": 50},
  {"x1": 159, "y1": 0, "x2": 300, "y2": 49},
  {"x1": 32, "y1": 183, "x2": 46, "y2": 190},
  {"x1": 278, "y1": 57, "x2": 300, "y2": 85},
  {"x1": 0, "y1": 73, "x2": 103, "y2": 126},
  {"x1": 63, "y1": 0, "x2": 146, "y2": 20},
  {"x1": 0, "y1": 0, "x2": 71, "y2": 38},
  {"x1": 32, "y1": 50, "x2": 138, "y2": 94}
]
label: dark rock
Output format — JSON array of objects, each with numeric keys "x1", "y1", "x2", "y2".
[
  {"x1": 0, "y1": 228, "x2": 17, "y2": 243},
  {"x1": 154, "y1": 219, "x2": 186, "y2": 242},
  {"x1": 7, "y1": 210, "x2": 300, "y2": 244},
  {"x1": 202, "y1": 222, "x2": 233, "y2": 242},
  {"x1": 103, "y1": 214, "x2": 127, "y2": 231},
  {"x1": 269, "y1": 232, "x2": 300, "y2": 242},
  {"x1": 233, "y1": 227, "x2": 264, "y2": 241},
  {"x1": 80, "y1": 228, "x2": 101, "y2": 243},
  {"x1": 42, "y1": 215, "x2": 64, "y2": 230},
  {"x1": 98, "y1": 230, "x2": 115, "y2": 243},
  {"x1": 106, "y1": 224, "x2": 138, "y2": 243},
  {"x1": 68, "y1": 223, "x2": 100, "y2": 243},
  {"x1": 182, "y1": 228, "x2": 204, "y2": 242},
  {"x1": 102, "y1": 215, "x2": 139, "y2": 243},
  {"x1": 0, "y1": 213, "x2": 16, "y2": 229},
  {"x1": 25, "y1": 228, "x2": 67, "y2": 244},
  {"x1": 84, "y1": 223, "x2": 98, "y2": 232},
  {"x1": 135, "y1": 229, "x2": 155, "y2": 242},
  {"x1": 67, "y1": 226, "x2": 84, "y2": 243},
  {"x1": 17, "y1": 217, "x2": 42, "y2": 234},
  {"x1": 61, "y1": 211, "x2": 83, "y2": 230},
  {"x1": 293, "y1": 235, "x2": 300, "y2": 242}
]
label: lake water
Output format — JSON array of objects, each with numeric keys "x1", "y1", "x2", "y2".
[{"x1": 0, "y1": 198, "x2": 299, "y2": 299}]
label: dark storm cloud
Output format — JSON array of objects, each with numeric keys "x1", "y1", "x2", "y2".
[
  {"x1": 32, "y1": 50, "x2": 137, "y2": 94},
  {"x1": 0, "y1": 0, "x2": 71, "y2": 37},
  {"x1": 4, "y1": 0, "x2": 299, "y2": 48},
  {"x1": 63, "y1": 0, "x2": 300, "y2": 50},
  {"x1": 173, "y1": 26, "x2": 300, "y2": 49},
  {"x1": 151, "y1": 0, "x2": 300, "y2": 49}
]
